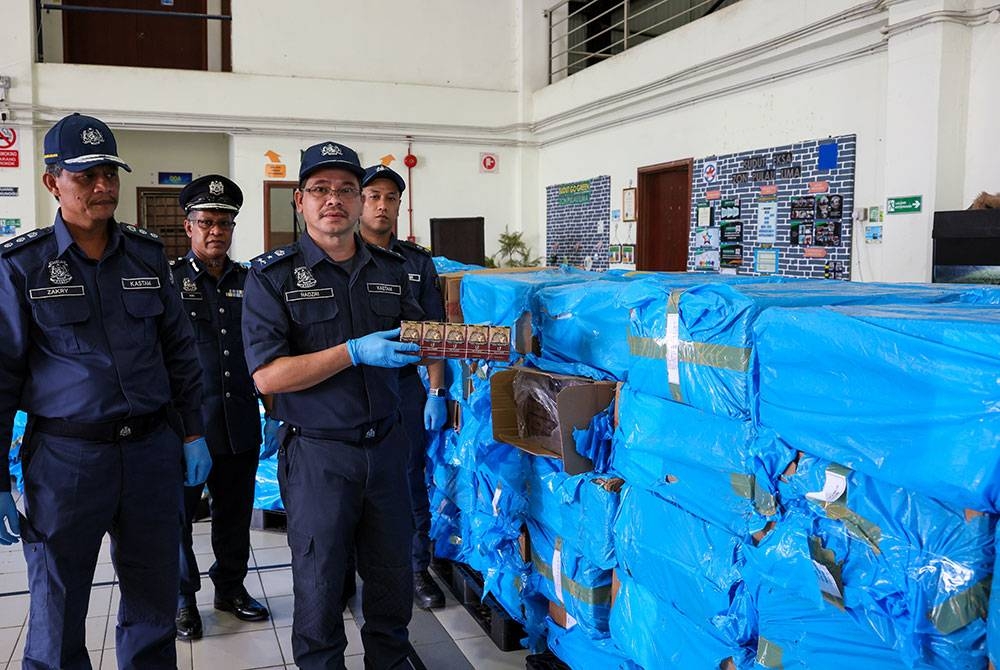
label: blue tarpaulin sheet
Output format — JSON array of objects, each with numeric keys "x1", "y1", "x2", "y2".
[
  {"x1": 546, "y1": 618, "x2": 638, "y2": 670},
  {"x1": 612, "y1": 384, "x2": 791, "y2": 537},
  {"x1": 624, "y1": 280, "x2": 998, "y2": 421},
  {"x1": 433, "y1": 257, "x2": 484, "y2": 274},
  {"x1": 460, "y1": 267, "x2": 603, "y2": 328},
  {"x1": 756, "y1": 303, "x2": 1000, "y2": 511}
]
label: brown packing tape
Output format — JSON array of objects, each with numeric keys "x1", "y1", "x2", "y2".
[
  {"x1": 530, "y1": 543, "x2": 612, "y2": 607},
  {"x1": 548, "y1": 599, "x2": 569, "y2": 628},
  {"x1": 719, "y1": 658, "x2": 737, "y2": 670},
  {"x1": 755, "y1": 636, "x2": 784, "y2": 669},
  {"x1": 929, "y1": 575, "x2": 991, "y2": 635},
  {"x1": 611, "y1": 569, "x2": 620, "y2": 606}
]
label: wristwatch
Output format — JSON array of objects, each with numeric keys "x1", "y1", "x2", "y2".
[{"x1": 428, "y1": 388, "x2": 447, "y2": 398}]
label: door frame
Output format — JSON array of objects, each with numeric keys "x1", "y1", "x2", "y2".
[
  {"x1": 636, "y1": 158, "x2": 693, "y2": 271},
  {"x1": 263, "y1": 180, "x2": 300, "y2": 250}
]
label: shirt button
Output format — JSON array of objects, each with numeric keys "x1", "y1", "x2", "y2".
[
  {"x1": 190, "y1": 311, "x2": 196, "y2": 317},
  {"x1": 224, "y1": 371, "x2": 231, "y2": 378},
  {"x1": 223, "y1": 350, "x2": 230, "y2": 356},
  {"x1": 225, "y1": 392, "x2": 231, "y2": 398},
  {"x1": 219, "y1": 307, "x2": 225, "y2": 314},
  {"x1": 221, "y1": 328, "x2": 227, "y2": 335}
]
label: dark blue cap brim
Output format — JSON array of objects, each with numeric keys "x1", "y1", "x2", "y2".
[
  {"x1": 59, "y1": 155, "x2": 133, "y2": 173},
  {"x1": 362, "y1": 169, "x2": 405, "y2": 194},
  {"x1": 300, "y1": 159, "x2": 365, "y2": 182}
]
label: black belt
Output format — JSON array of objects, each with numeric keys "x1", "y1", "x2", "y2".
[
  {"x1": 288, "y1": 415, "x2": 396, "y2": 446},
  {"x1": 33, "y1": 408, "x2": 168, "y2": 443}
]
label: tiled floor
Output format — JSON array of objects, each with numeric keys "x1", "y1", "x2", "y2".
[{"x1": 0, "y1": 520, "x2": 530, "y2": 669}]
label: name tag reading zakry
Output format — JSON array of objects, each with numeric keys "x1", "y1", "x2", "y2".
[
  {"x1": 122, "y1": 277, "x2": 160, "y2": 290},
  {"x1": 285, "y1": 288, "x2": 334, "y2": 302},
  {"x1": 367, "y1": 283, "x2": 401, "y2": 295},
  {"x1": 408, "y1": 273, "x2": 421, "y2": 283},
  {"x1": 29, "y1": 285, "x2": 85, "y2": 300}
]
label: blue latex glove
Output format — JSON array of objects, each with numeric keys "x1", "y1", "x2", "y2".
[
  {"x1": 424, "y1": 396, "x2": 447, "y2": 431},
  {"x1": 346, "y1": 328, "x2": 420, "y2": 368},
  {"x1": 261, "y1": 417, "x2": 281, "y2": 460},
  {"x1": 183, "y1": 437, "x2": 212, "y2": 487},
  {"x1": 0, "y1": 492, "x2": 19, "y2": 545}
]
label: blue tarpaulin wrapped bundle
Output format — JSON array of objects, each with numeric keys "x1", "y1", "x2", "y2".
[
  {"x1": 614, "y1": 485, "x2": 754, "y2": 641},
  {"x1": 526, "y1": 454, "x2": 621, "y2": 570},
  {"x1": 990, "y1": 523, "x2": 1000, "y2": 667},
  {"x1": 526, "y1": 516, "x2": 614, "y2": 638},
  {"x1": 610, "y1": 573, "x2": 756, "y2": 669},
  {"x1": 779, "y1": 453, "x2": 993, "y2": 667},
  {"x1": 432, "y1": 256, "x2": 484, "y2": 274},
  {"x1": 612, "y1": 384, "x2": 792, "y2": 538},
  {"x1": 7, "y1": 410, "x2": 27, "y2": 493},
  {"x1": 756, "y1": 303, "x2": 1000, "y2": 511},
  {"x1": 545, "y1": 618, "x2": 639, "y2": 670},
  {"x1": 624, "y1": 280, "x2": 994, "y2": 421}
]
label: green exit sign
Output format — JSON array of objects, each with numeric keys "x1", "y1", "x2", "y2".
[{"x1": 887, "y1": 195, "x2": 922, "y2": 214}]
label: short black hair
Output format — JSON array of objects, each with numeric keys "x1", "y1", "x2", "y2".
[{"x1": 45, "y1": 165, "x2": 62, "y2": 178}]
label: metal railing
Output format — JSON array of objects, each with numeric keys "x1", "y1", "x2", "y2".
[{"x1": 546, "y1": 0, "x2": 740, "y2": 83}]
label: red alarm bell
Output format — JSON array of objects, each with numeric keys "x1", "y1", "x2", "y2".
[{"x1": 403, "y1": 154, "x2": 418, "y2": 168}]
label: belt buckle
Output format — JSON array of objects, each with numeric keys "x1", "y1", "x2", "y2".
[{"x1": 118, "y1": 424, "x2": 133, "y2": 439}]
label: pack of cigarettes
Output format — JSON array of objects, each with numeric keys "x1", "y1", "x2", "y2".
[{"x1": 398, "y1": 320, "x2": 510, "y2": 361}]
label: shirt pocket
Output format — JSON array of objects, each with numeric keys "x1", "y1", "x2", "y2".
[
  {"x1": 183, "y1": 299, "x2": 215, "y2": 344},
  {"x1": 370, "y1": 294, "x2": 401, "y2": 331},
  {"x1": 31, "y1": 296, "x2": 94, "y2": 354},
  {"x1": 287, "y1": 296, "x2": 343, "y2": 352},
  {"x1": 122, "y1": 290, "x2": 165, "y2": 345}
]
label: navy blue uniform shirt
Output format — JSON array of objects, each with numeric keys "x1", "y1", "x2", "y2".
[
  {"x1": 171, "y1": 252, "x2": 260, "y2": 456},
  {"x1": 390, "y1": 237, "x2": 444, "y2": 380},
  {"x1": 0, "y1": 213, "x2": 205, "y2": 491},
  {"x1": 242, "y1": 232, "x2": 423, "y2": 432}
]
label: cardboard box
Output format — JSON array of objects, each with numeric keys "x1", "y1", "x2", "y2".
[
  {"x1": 548, "y1": 599, "x2": 570, "y2": 629},
  {"x1": 491, "y1": 367, "x2": 616, "y2": 475},
  {"x1": 437, "y1": 267, "x2": 546, "y2": 325},
  {"x1": 611, "y1": 569, "x2": 620, "y2": 607}
]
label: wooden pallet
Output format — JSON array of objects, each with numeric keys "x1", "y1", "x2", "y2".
[
  {"x1": 250, "y1": 508, "x2": 287, "y2": 532},
  {"x1": 431, "y1": 559, "x2": 526, "y2": 652}
]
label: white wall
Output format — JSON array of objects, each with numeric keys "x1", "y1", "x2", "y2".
[
  {"x1": 232, "y1": 0, "x2": 520, "y2": 92},
  {"x1": 963, "y1": 18, "x2": 1000, "y2": 204}
]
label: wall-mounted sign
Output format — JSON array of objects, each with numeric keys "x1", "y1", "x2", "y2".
[
  {"x1": 0, "y1": 218, "x2": 20, "y2": 235},
  {"x1": 790, "y1": 196, "x2": 815, "y2": 221},
  {"x1": 809, "y1": 181, "x2": 829, "y2": 194},
  {"x1": 0, "y1": 186, "x2": 18, "y2": 197},
  {"x1": 557, "y1": 181, "x2": 590, "y2": 205},
  {"x1": 717, "y1": 199, "x2": 740, "y2": 221},
  {"x1": 480, "y1": 153, "x2": 499, "y2": 173},
  {"x1": 158, "y1": 172, "x2": 192, "y2": 186},
  {"x1": 865, "y1": 225, "x2": 883, "y2": 244},
  {"x1": 264, "y1": 150, "x2": 286, "y2": 179},
  {"x1": 703, "y1": 160, "x2": 718, "y2": 184},
  {"x1": 720, "y1": 244, "x2": 743, "y2": 267},
  {"x1": 757, "y1": 200, "x2": 778, "y2": 245},
  {"x1": 887, "y1": 195, "x2": 922, "y2": 214},
  {"x1": 720, "y1": 221, "x2": 742, "y2": 243},
  {"x1": 816, "y1": 194, "x2": 843, "y2": 220},
  {"x1": 705, "y1": 189, "x2": 722, "y2": 201},
  {"x1": 692, "y1": 248, "x2": 720, "y2": 271},
  {"x1": 754, "y1": 248, "x2": 779, "y2": 274},
  {"x1": 790, "y1": 222, "x2": 813, "y2": 246},
  {"x1": 697, "y1": 202, "x2": 713, "y2": 227},
  {"x1": 760, "y1": 184, "x2": 778, "y2": 196},
  {"x1": 0, "y1": 127, "x2": 16, "y2": 150},
  {"x1": 814, "y1": 221, "x2": 842, "y2": 246},
  {"x1": 804, "y1": 246, "x2": 828, "y2": 258},
  {"x1": 0, "y1": 151, "x2": 18, "y2": 168}
]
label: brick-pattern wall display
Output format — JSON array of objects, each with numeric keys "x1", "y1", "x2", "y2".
[
  {"x1": 546, "y1": 175, "x2": 611, "y2": 271},
  {"x1": 688, "y1": 135, "x2": 856, "y2": 279}
]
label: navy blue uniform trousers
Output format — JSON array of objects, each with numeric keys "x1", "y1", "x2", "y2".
[
  {"x1": 399, "y1": 374, "x2": 432, "y2": 572},
  {"x1": 278, "y1": 423, "x2": 413, "y2": 670},
  {"x1": 20, "y1": 423, "x2": 183, "y2": 670},
  {"x1": 178, "y1": 448, "x2": 259, "y2": 606}
]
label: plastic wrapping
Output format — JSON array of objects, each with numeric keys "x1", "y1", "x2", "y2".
[
  {"x1": 756, "y1": 303, "x2": 1000, "y2": 511},
  {"x1": 526, "y1": 516, "x2": 613, "y2": 638},
  {"x1": 623, "y1": 280, "x2": 994, "y2": 420},
  {"x1": 989, "y1": 523, "x2": 1000, "y2": 667},
  {"x1": 545, "y1": 618, "x2": 639, "y2": 670},
  {"x1": 512, "y1": 371, "x2": 587, "y2": 441},
  {"x1": 612, "y1": 384, "x2": 792, "y2": 538},
  {"x1": 7, "y1": 410, "x2": 26, "y2": 493},
  {"x1": 571, "y1": 405, "x2": 614, "y2": 475},
  {"x1": 459, "y1": 267, "x2": 603, "y2": 329},
  {"x1": 610, "y1": 573, "x2": 756, "y2": 669},
  {"x1": 614, "y1": 485, "x2": 753, "y2": 639},
  {"x1": 432, "y1": 256, "x2": 484, "y2": 274},
  {"x1": 776, "y1": 453, "x2": 994, "y2": 667},
  {"x1": 526, "y1": 455, "x2": 621, "y2": 570},
  {"x1": 744, "y1": 514, "x2": 983, "y2": 670}
]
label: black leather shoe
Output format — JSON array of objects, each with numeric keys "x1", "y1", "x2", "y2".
[
  {"x1": 413, "y1": 569, "x2": 445, "y2": 610},
  {"x1": 175, "y1": 606, "x2": 203, "y2": 640},
  {"x1": 213, "y1": 590, "x2": 270, "y2": 622}
]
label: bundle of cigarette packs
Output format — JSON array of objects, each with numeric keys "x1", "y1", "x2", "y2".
[{"x1": 400, "y1": 320, "x2": 511, "y2": 361}]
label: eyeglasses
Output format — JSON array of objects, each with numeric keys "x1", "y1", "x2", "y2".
[
  {"x1": 301, "y1": 185, "x2": 360, "y2": 200},
  {"x1": 192, "y1": 219, "x2": 236, "y2": 231}
]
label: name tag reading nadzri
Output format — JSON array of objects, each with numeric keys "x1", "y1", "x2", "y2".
[{"x1": 284, "y1": 288, "x2": 335, "y2": 302}]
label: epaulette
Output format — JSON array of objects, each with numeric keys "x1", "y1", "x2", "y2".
[
  {"x1": 250, "y1": 243, "x2": 297, "y2": 270},
  {"x1": 120, "y1": 222, "x2": 163, "y2": 244},
  {"x1": 397, "y1": 239, "x2": 432, "y2": 257},
  {"x1": 367, "y1": 241, "x2": 406, "y2": 262},
  {"x1": 0, "y1": 227, "x2": 53, "y2": 256},
  {"x1": 169, "y1": 256, "x2": 185, "y2": 268}
]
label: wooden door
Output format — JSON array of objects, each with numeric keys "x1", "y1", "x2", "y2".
[
  {"x1": 430, "y1": 217, "x2": 486, "y2": 266},
  {"x1": 264, "y1": 181, "x2": 301, "y2": 251},
  {"x1": 137, "y1": 187, "x2": 187, "y2": 260},
  {"x1": 62, "y1": 0, "x2": 208, "y2": 71},
  {"x1": 636, "y1": 159, "x2": 693, "y2": 271}
]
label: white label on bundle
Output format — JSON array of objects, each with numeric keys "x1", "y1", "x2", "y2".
[
  {"x1": 666, "y1": 312, "x2": 680, "y2": 385},
  {"x1": 805, "y1": 471, "x2": 847, "y2": 503},
  {"x1": 491, "y1": 484, "x2": 503, "y2": 516},
  {"x1": 565, "y1": 612, "x2": 578, "y2": 630},
  {"x1": 552, "y1": 547, "x2": 564, "y2": 603},
  {"x1": 812, "y1": 560, "x2": 842, "y2": 598}
]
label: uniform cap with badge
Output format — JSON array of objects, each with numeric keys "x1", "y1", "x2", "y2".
[
  {"x1": 43, "y1": 113, "x2": 132, "y2": 173},
  {"x1": 361, "y1": 164, "x2": 406, "y2": 194},
  {"x1": 179, "y1": 175, "x2": 243, "y2": 214},
  {"x1": 299, "y1": 141, "x2": 365, "y2": 182}
]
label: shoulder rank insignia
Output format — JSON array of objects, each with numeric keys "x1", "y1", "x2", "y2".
[{"x1": 0, "y1": 227, "x2": 54, "y2": 256}]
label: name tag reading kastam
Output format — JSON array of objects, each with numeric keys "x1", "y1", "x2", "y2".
[
  {"x1": 122, "y1": 277, "x2": 161, "y2": 290},
  {"x1": 367, "y1": 283, "x2": 401, "y2": 295}
]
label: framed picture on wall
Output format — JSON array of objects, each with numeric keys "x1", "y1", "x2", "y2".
[
  {"x1": 622, "y1": 188, "x2": 637, "y2": 222},
  {"x1": 622, "y1": 244, "x2": 635, "y2": 264},
  {"x1": 609, "y1": 244, "x2": 622, "y2": 264}
]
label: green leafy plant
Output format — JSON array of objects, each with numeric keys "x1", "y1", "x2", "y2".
[{"x1": 487, "y1": 228, "x2": 542, "y2": 268}]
